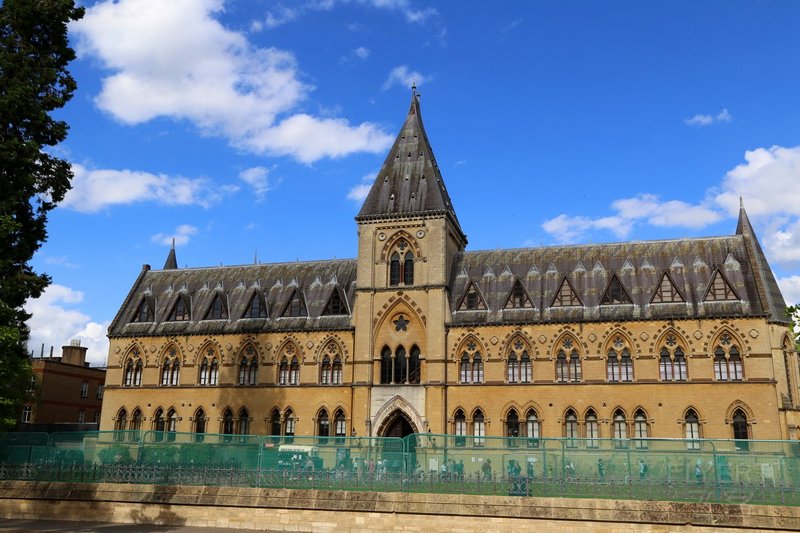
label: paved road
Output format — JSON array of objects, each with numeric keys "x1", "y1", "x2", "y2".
[{"x1": 0, "y1": 519, "x2": 279, "y2": 532}]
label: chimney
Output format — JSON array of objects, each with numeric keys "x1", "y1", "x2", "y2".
[{"x1": 61, "y1": 339, "x2": 88, "y2": 366}]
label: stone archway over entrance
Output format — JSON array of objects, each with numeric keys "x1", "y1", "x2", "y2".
[{"x1": 377, "y1": 409, "x2": 419, "y2": 438}]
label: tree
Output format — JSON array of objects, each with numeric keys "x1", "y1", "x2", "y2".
[
  {"x1": 787, "y1": 305, "x2": 800, "y2": 352},
  {"x1": 0, "y1": 0, "x2": 84, "y2": 430}
]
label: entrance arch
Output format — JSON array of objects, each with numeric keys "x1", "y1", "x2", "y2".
[{"x1": 377, "y1": 409, "x2": 419, "y2": 438}]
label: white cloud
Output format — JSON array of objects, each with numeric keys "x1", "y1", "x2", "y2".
[
  {"x1": 73, "y1": 0, "x2": 392, "y2": 163},
  {"x1": 347, "y1": 172, "x2": 376, "y2": 202},
  {"x1": 779, "y1": 276, "x2": 800, "y2": 306},
  {"x1": 239, "y1": 166, "x2": 271, "y2": 200},
  {"x1": 24, "y1": 284, "x2": 110, "y2": 367},
  {"x1": 684, "y1": 108, "x2": 733, "y2": 126},
  {"x1": 252, "y1": 0, "x2": 436, "y2": 30},
  {"x1": 382, "y1": 65, "x2": 430, "y2": 91},
  {"x1": 543, "y1": 194, "x2": 720, "y2": 244},
  {"x1": 44, "y1": 256, "x2": 80, "y2": 269},
  {"x1": 62, "y1": 163, "x2": 215, "y2": 213},
  {"x1": 354, "y1": 46, "x2": 370, "y2": 59},
  {"x1": 151, "y1": 224, "x2": 198, "y2": 246}
]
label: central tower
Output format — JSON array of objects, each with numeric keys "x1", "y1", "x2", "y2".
[{"x1": 351, "y1": 89, "x2": 467, "y2": 436}]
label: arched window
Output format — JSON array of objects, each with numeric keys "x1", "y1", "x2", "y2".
[
  {"x1": 506, "y1": 409, "x2": 520, "y2": 446},
  {"x1": 332, "y1": 356, "x2": 343, "y2": 384},
  {"x1": 409, "y1": 345, "x2": 421, "y2": 384},
  {"x1": 194, "y1": 409, "x2": 206, "y2": 441},
  {"x1": 238, "y1": 357, "x2": 248, "y2": 385},
  {"x1": 289, "y1": 356, "x2": 300, "y2": 385},
  {"x1": 115, "y1": 408, "x2": 127, "y2": 433},
  {"x1": 557, "y1": 346, "x2": 582, "y2": 383},
  {"x1": 454, "y1": 409, "x2": 466, "y2": 447},
  {"x1": 318, "y1": 409, "x2": 330, "y2": 443},
  {"x1": 565, "y1": 409, "x2": 578, "y2": 446},
  {"x1": 556, "y1": 351, "x2": 568, "y2": 383},
  {"x1": 460, "y1": 354, "x2": 471, "y2": 383},
  {"x1": 659, "y1": 338, "x2": 688, "y2": 382},
  {"x1": 248, "y1": 356, "x2": 258, "y2": 385},
  {"x1": 473, "y1": 409, "x2": 485, "y2": 447},
  {"x1": 714, "y1": 338, "x2": 744, "y2": 381},
  {"x1": 607, "y1": 338, "x2": 634, "y2": 382},
  {"x1": 269, "y1": 409, "x2": 281, "y2": 441},
  {"x1": 620, "y1": 349, "x2": 633, "y2": 382},
  {"x1": 520, "y1": 352, "x2": 532, "y2": 383},
  {"x1": 131, "y1": 408, "x2": 142, "y2": 433},
  {"x1": 380, "y1": 346, "x2": 392, "y2": 384},
  {"x1": 507, "y1": 354, "x2": 518, "y2": 383},
  {"x1": 526, "y1": 409, "x2": 540, "y2": 447},
  {"x1": 321, "y1": 355, "x2": 332, "y2": 385},
  {"x1": 732, "y1": 409, "x2": 749, "y2": 444},
  {"x1": 199, "y1": 359, "x2": 209, "y2": 385},
  {"x1": 199, "y1": 348, "x2": 219, "y2": 386},
  {"x1": 279, "y1": 357, "x2": 289, "y2": 385},
  {"x1": 161, "y1": 359, "x2": 170, "y2": 386},
  {"x1": 124, "y1": 360, "x2": 134, "y2": 386},
  {"x1": 167, "y1": 408, "x2": 178, "y2": 440},
  {"x1": 506, "y1": 338, "x2": 531, "y2": 383},
  {"x1": 334, "y1": 409, "x2": 346, "y2": 444},
  {"x1": 685, "y1": 409, "x2": 700, "y2": 449},
  {"x1": 473, "y1": 353, "x2": 484, "y2": 383},
  {"x1": 222, "y1": 409, "x2": 234, "y2": 435},
  {"x1": 607, "y1": 350, "x2": 620, "y2": 382},
  {"x1": 284, "y1": 409, "x2": 296, "y2": 443},
  {"x1": 388, "y1": 240, "x2": 415, "y2": 286},
  {"x1": 170, "y1": 359, "x2": 180, "y2": 386},
  {"x1": 238, "y1": 408, "x2": 250, "y2": 435},
  {"x1": 134, "y1": 361, "x2": 143, "y2": 386},
  {"x1": 394, "y1": 346, "x2": 407, "y2": 384},
  {"x1": 612, "y1": 410, "x2": 627, "y2": 447},
  {"x1": 153, "y1": 408, "x2": 165, "y2": 433},
  {"x1": 585, "y1": 410, "x2": 599, "y2": 447},
  {"x1": 633, "y1": 410, "x2": 649, "y2": 448}
]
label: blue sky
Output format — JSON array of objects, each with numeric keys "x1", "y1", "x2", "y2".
[{"x1": 25, "y1": 0, "x2": 800, "y2": 365}]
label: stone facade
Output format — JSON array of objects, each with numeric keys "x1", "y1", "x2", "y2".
[{"x1": 100, "y1": 91, "x2": 800, "y2": 443}]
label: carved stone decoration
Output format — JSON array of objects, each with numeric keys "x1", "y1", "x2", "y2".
[
  {"x1": 226, "y1": 343, "x2": 233, "y2": 351},
  {"x1": 538, "y1": 335, "x2": 548, "y2": 344},
  {"x1": 378, "y1": 232, "x2": 386, "y2": 241},
  {"x1": 640, "y1": 332, "x2": 649, "y2": 341},
  {"x1": 491, "y1": 336, "x2": 498, "y2": 345},
  {"x1": 306, "y1": 341, "x2": 314, "y2": 349},
  {"x1": 693, "y1": 331, "x2": 703, "y2": 340},
  {"x1": 114, "y1": 346, "x2": 121, "y2": 354},
  {"x1": 149, "y1": 346, "x2": 156, "y2": 352},
  {"x1": 588, "y1": 333, "x2": 597, "y2": 342},
  {"x1": 749, "y1": 329, "x2": 759, "y2": 339},
  {"x1": 266, "y1": 342, "x2": 273, "y2": 350},
  {"x1": 416, "y1": 230, "x2": 425, "y2": 238},
  {"x1": 188, "y1": 344, "x2": 194, "y2": 352}
]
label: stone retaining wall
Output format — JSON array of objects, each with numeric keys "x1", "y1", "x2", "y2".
[{"x1": 1, "y1": 481, "x2": 798, "y2": 532}]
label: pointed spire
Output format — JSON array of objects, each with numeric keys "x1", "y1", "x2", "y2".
[
  {"x1": 163, "y1": 239, "x2": 177, "y2": 270},
  {"x1": 356, "y1": 91, "x2": 466, "y2": 243},
  {"x1": 254, "y1": 248, "x2": 258, "y2": 265},
  {"x1": 736, "y1": 198, "x2": 789, "y2": 323}
]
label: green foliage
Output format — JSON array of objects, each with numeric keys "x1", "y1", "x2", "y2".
[
  {"x1": 786, "y1": 305, "x2": 800, "y2": 351},
  {"x1": 98, "y1": 445, "x2": 134, "y2": 465},
  {"x1": 0, "y1": 0, "x2": 83, "y2": 430}
]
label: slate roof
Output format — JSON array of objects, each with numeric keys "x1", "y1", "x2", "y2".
[
  {"x1": 356, "y1": 88, "x2": 466, "y2": 241},
  {"x1": 108, "y1": 259, "x2": 357, "y2": 337},
  {"x1": 447, "y1": 224, "x2": 788, "y2": 325}
]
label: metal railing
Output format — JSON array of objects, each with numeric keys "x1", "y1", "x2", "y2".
[{"x1": 1, "y1": 431, "x2": 798, "y2": 506}]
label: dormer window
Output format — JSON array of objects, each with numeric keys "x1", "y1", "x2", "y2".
[
  {"x1": 389, "y1": 240, "x2": 414, "y2": 286},
  {"x1": 132, "y1": 298, "x2": 153, "y2": 323},
  {"x1": 204, "y1": 293, "x2": 227, "y2": 320},
  {"x1": 167, "y1": 295, "x2": 190, "y2": 321}
]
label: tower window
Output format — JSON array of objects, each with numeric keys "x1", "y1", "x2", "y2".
[{"x1": 389, "y1": 240, "x2": 414, "y2": 286}]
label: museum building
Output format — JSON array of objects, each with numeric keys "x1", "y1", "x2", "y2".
[{"x1": 100, "y1": 90, "x2": 800, "y2": 444}]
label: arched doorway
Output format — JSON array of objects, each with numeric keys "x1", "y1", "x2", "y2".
[{"x1": 377, "y1": 409, "x2": 418, "y2": 473}]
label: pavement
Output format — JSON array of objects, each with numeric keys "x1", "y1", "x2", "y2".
[{"x1": 0, "y1": 520, "x2": 279, "y2": 533}]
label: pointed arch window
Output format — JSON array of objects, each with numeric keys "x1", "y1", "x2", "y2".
[
  {"x1": 243, "y1": 292, "x2": 267, "y2": 318},
  {"x1": 507, "y1": 353, "x2": 518, "y2": 383},
  {"x1": 238, "y1": 348, "x2": 258, "y2": 385},
  {"x1": 525, "y1": 409, "x2": 540, "y2": 447},
  {"x1": 115, "y1": 408, "x2": 127, "y2": 433},
  {"x1": 473, "y1": 410, "x2": 485, "y2": 447},
  {"x1": 284, "y1": 409, "x2": 296, "y2": 443},
  {"x1": 394, "y1": 346, "x2": 407, "y2": 384},
  {"x1": 167, "y1": 408, "x2": 178, "y2": 439},
  {"x1": 279, "y1": 357, "x2": 289, "y2": 385},
  {"x1": 332, "y1": 355, "x2": 343, "y2": 385},
  {"x1": 454, "y1": 409, "x2": 467, "y2": 447},
  {"x1": 505, "y1": 279, "x2": 533, "y2": 309},
  {"x1": 458, "y1": 282, "x2": 486, "y2": 311},
  {"x1": 132, "y1": 298, "x2": 153, "y2": 323},
  {"x1": 564, "y1": 410, "x2": 578, "y2": 446},
  {"x1": 131, "y1": 408, "x2": 142, "y2": 433},
  {"x1": 321, "y1": 356, "x2": 332, "y2": 385},
  {"x1": 633, "y1": 410, "x2": 649, "y2": 448},
  {"x1": 506, "y1": 339, "x2": 532, "y2": 384},
  {"x1": 403, "y1": 252, "x2": 414, "y2": 285},
  {"x1": 714, "y1": 340, "x2": 744, "y2": 381},
  {"x1": 506, "y1": 409, "x2": 520, "y2": 447},
  {"x1": 601, "y1": 275, "x2": 632, "y2": 305},
  {"x1": 269, "y1": 409, "x2": 281, "y2": 441},
  {"x1": 651, "y1": 273, "x2": 684, "y2": 303},
  {"x1": 223, "y1": 409, "x2": 234, "y2": 435},
  {"x1": 659, "y1": 341, "x2": 687, "y2": 382},
  {"x1": 473, "y1": 353, "x2": 484, "y2": 383},
  {"x1": 607, "y1": 347, "x2": 633, "y2": 382},
  {"x1": 460, "y1": 354, "x2": 470, "y2": 383},
  {"x1": 318, "y1": 409, "x2": 330, "y2": 443},
  {"x1": 205, "y1": 293, "x2": 228, "y2": 320},
  {"x1": 198, "y1": 349, "x2": 219, "y2": 386},
  {"x1": 409, "y1": 345, "x2": 421, "y2": 384},
  {"x1": 334, "y1": 409, "x2": 347, "y2": 444},
  {"x1": 160, "y1": 354, "x2": 180, "y2": 387},
  {"x1": 167, "y1": 295, "x2": 190, "y2": 321},
  {"x1": 380, "y1": 347, "x2": 392, "y2": 384},
  {"x1": 586, "y1": 410, "x2": 599, "y2": 448},
  {"x1": 556, "y1": 346, "x2": 582, "y2": 383},
  {"x1": 124, "y1": 353, "x2": 143, "y2": 387},
  {"x1": 289, "y1": 356, "x2": 300, "y2": 385},
  {"x1": 388, "y1": 240, "x2": 414, "y2": 286},
  {"x1": 704, "y1": 270, "x2": 738, "y2": 301},
  {"x1": 732, "y1": 408, "x2": 749, "y2": 443},
  {"x1": 685, "y1": 409, "x2": 701, "y2": 449},
  {"x1": 238, "y1": 408, "x2": 250, "y2": 435},
  {"x1": 153, "y1": 408, "x2": 165, "y2": 434},
  {"x1": 613, "y1": 410, "x2": 627, "y2": 447},
  {"x1": 323, "y1": 289, "x2": 348, "y2": 315},
  {"x1": 194, "y1": 408, "x2": 206, "y2": 441}
]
